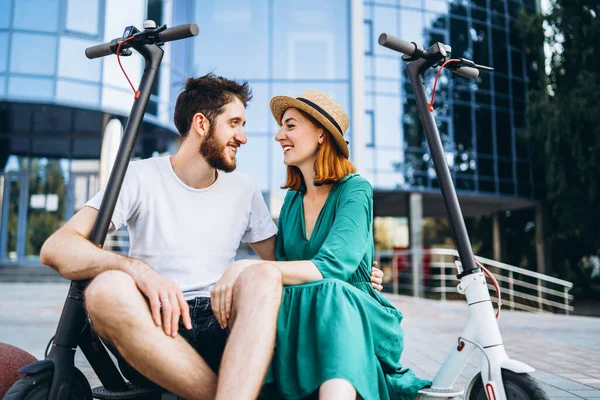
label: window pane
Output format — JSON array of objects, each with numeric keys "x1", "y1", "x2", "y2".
[
  {"x1": 244, "y1": 82, "x2": 270, "y2": 133},
  {"x1": 236, "y1": 135, "x2": 270, "y2": 191},
  {"x1": 13, "y1": 0, "x2": 59, "y2": 32},
  {"x1": 492, "y1": 28, "x2": 508, "y2": 74},
  {"x1": 449, "y1": 17, "x2": 470, "y2": 58},
  {"x1": 364, "y1": 20, "x2": 373, "y2": 55},
  {"x1": 56, "y1": 80, "x2": 100, "y2": 107},
  {"x1": 471, "y1": 22, "x2": 490, "y2": 67},
  {"x1": 374, "y1": 5, "x2": 399, "y2": 57},
  {"x1": 11, "y1": 33, "x2": 58, "y2": 75},
  {"x1": 365, "y1": 111, "x2": 374, "y2": 147},
  {"x1": 8, "y1": 76, "x2": 54, "y2": 100},
  {"x1": 400, "y1": 9, "x2": 424, "y2": 45},
  {"x1": 0, "y1": 33, "x2": 8, "y2": 73},
  {"x1": 375, "y1": 95, "x2": 401, "y2": 148},
  {"x1": 496, "y1": 110, "x2": 512, "y2": 158},
  {"x1": 375, "y1": 57, "x2": 400, "y2": 79},
  {"x1": 498, "y1": 160, "x2": 513, "y2": 180},
  {"x1": 58, "y1": 37, "x2": 102, "y2": 82},
  {"x1": 0, "y1": 76, "x2": 5, "y2": 96},
  {"x1": 425, "y1": 12, "x2": 446, "y2": 31},
  {"x1": 453, "y1": 104, "x2": 473, "y2": 152},
  {"x1": 194, "y1": 0, "x2": 269, "y2": 80},
  {"x1": 476, "y1": 108, "x2": 493, "y2": 154},
  {"x1": 272, "y1": 82, "x2": 350, "y2": 116},
  {"x1": 0, "y1": 0, "x2": 12, "y2": 28},
  {"x1": 425, "y1": 0, "x2": 448, "y2": 13},
  {"x1": 375, "y1": 148, "x2": 403, "y2": 174},
  {"x1": 66, "y1": 0, "x2": 99, "y2": 35},
  {"x1": 273, "y1": 0, "x2": 349, "y2": 79}
]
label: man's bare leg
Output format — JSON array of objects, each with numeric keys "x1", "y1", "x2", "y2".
[
  {"x1": 85, "y1": 270, "x2": 217, "y2": 400},
  {"x1": 215, "y1": 263, "x2": 283, "y2": 400}
]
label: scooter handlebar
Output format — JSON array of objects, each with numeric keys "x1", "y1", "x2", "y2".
[
  {"x1": 85, "y1": 23, "x2": 199, "y2": 59},
  {"x1": 378, "y1": 33, "x2": 416, "y2": 56},
  {"x1": 158, "y1": 23, "x2": 199, "y2": 43},
  {"x1": 453, "y1": 65, "x2": 480, "y2": 79},
  {"x1": 85, "y1": 42, "x2": 115, "y2": 59}
]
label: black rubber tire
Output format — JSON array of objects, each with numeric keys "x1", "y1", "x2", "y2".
[
  {"x1": 468, "y1": 369, "x2": 549, "y2": 400},
  {"x1": 3, "y1": 368, "x2": 92, "y2": 400}
]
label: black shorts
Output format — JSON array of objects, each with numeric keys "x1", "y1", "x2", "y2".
[{"x1": 113, "y1": 297, "x2": 228, "y2": 388}]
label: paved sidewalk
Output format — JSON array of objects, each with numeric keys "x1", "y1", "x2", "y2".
[{"x1": 1, "y1": 283, "x2": 599, "y2": 399}]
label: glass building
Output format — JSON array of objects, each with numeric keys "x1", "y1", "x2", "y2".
[
  {"x1": 0, "y1": 0, "x2": 545, "y2": 272},
  {"x1": 0, "y1": 0, "x2": 191, "y2": 265}
]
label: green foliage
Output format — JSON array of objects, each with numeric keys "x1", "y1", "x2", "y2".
[{"x1": 517, "y1": 0, "x2": 600, "y2": 296}]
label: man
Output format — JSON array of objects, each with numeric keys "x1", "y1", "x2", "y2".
[{"x1": 40, "y1": 73, "x2": 384, "y2": 400}]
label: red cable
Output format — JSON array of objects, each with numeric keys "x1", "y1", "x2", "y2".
[
  {"x1": 428, "y1": 58, "x2": 461, "y2": 112},
  {"x1": 117, "y1": 36, "x2": 141, "y2": 100},
  {"x1": 475, "y1": 259, "x2": 502, "y2": 319}
]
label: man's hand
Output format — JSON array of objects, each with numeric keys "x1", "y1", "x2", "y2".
[
  {"x1": 210, "y1": 261, "x2": 248, "y2": 329},
  {"x1": 131, "y1": 259, "x2": 192, "y2": 337},
  {"x1": 371, "y1": 261, "x2": 384, "y2": 292}
]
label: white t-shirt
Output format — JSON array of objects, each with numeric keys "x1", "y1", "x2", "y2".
[{"x1": 86, "y1": 156, "x2": 278, "y2": 299}]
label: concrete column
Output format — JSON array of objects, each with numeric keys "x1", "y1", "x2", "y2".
[
  {"x1": 408, "y1": 192, "x2": 423, "y2": 298},
  {"x1": 535, "y1": 204, "x2": 547, "y2": 274},
  {"x1": 350, "y1": 0, "x2": 365, "y2": 173},
  {"x1": 493, "y1": 212, "x2": 501, "y2": 262}
]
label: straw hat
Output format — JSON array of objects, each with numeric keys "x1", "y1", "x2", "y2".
[{"x1": 270, "y1": 89, "x2": 349, "y2": 158}]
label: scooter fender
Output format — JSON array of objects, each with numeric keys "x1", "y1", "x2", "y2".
[
  {"x1": 18, "y1": 359, "x2": 54, "y2": 374},
  {"x1": 500, "y1": 359, "x2": 535, "y2": 374}
]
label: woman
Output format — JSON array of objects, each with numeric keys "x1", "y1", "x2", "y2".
[{"x1": 219, "y1": 89, "x2": 430, "y2": 399}]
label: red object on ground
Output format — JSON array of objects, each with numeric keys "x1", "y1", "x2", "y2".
[
  {"x1": 0, "y1": 342, "x2": 38, "y2": 397},
  {"x1": 394, "y1": 246, "x2": 432, "y2": 280}
]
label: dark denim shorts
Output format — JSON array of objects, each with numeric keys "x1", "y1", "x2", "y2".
[{"x1": 114, "y1": 297, "x2": 228, "y2": 388}]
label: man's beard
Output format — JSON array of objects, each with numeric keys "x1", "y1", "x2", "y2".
[{"x1": 199, "y1": 126, "x2": 237, "y2": 173}]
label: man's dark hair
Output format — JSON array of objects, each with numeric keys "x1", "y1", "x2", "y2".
[{"x1": 174, "y1": 73, "x2": 252, "y2": 138}]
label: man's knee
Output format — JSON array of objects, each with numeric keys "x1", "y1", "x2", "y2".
[
  {"x1": 234, "y1": 263, "x2": 282, "y2": 298},
  {"x1": 85, "y1": 270, "x2": 138, "y2": 321}
]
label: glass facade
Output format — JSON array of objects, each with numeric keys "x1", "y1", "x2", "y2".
[
  {"x1": 0, "y1": 0, "x2": 538, "y2": 266},
  {"x1": 363, "y1": 0, "x2": 536, "y2": 198},
  {"x1": 189, "y1": 0, "x2": 353, "y2": 195},
  {"x1": 0, "y1": 0, "x2": 190, "y2": 264}
]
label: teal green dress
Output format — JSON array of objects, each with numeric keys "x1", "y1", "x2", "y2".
[{"x1": 264, "y1": 174, "x2": 431, "y2": 400}]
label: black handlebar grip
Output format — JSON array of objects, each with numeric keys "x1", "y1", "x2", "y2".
[
  {"x1": 453, "y1": 66, "x2": 480, "y2": 79},
  {"x1": 378, "y1": 33, "x2": 416, "y2": 56},
  {"x1": 158, "y1": 23, "x2": 199, "y2": 43},
  {"x1": 85, "y1": 42, "x2": 114, "y2": 59}
]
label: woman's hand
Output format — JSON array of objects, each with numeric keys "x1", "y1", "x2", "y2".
[
  {"x1": 210, "y1": 260, "x2": 259, "y2": 329},
  {"x1": 371, "y1": 261, "x2": 384, "y2": 292}
]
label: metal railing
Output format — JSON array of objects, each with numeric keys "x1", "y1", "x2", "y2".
[
  {"x1": 375, "y1": 248, "x2": 574, "y2": 314},
  {"x1": 104, "y1": 232, "x2": 573, "y2": 314}
]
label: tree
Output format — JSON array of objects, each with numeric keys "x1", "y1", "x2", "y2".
[{"x1": 517, "y1": 0, "x2": 600, "y2": 296}]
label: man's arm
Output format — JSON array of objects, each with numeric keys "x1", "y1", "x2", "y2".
[
  {"x1": 40, "y1": 206, "x2": 144, "y2": 281},
  {"x1": 248, "y1": 235, "x2": 276, "y2": 261},
  {"x1": 40, "y1": 206, "x2": 191, "y2": 336}
]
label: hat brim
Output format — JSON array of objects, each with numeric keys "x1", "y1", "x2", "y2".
[{"x1": 270, "y1": 95, "x2": 349, "y2": 159}]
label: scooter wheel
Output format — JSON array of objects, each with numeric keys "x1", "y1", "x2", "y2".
[
  {"x1": 467, "y1": 369, "x2": 548, "y2": 400},
  {"x1": 3, "y1": 368, "x2": 92, "y2": 400}
]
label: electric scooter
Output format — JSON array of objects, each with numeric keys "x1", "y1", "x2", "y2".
[
  {"x1": 378, "y1": 33, "x2": 548, "y2": 400},
  {"x1": 3, "y1": 20, "x2": 198, "y2": 400}
]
